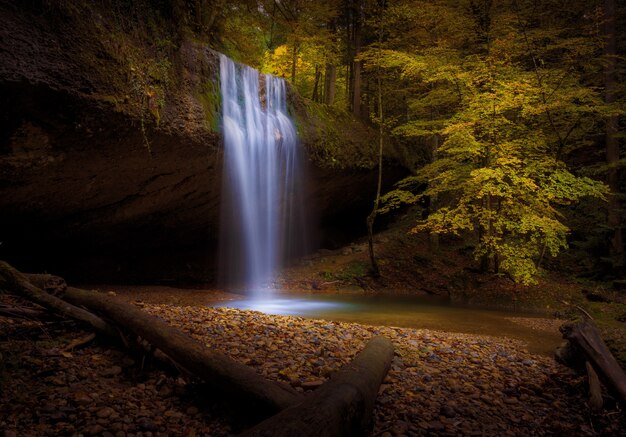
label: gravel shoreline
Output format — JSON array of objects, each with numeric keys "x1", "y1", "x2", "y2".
[{"x1": 1, "y1": 303, "x2": 624, "y2": 436}]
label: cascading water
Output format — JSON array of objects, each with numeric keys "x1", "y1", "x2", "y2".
[{"x1": 218, "y1": 54, "x2": 307, "y2": 296}]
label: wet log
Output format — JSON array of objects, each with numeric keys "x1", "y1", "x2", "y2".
[
  {"x1": 585, "y1": 361, "x2": 604, "y2": 411},
  {"x1": 240, "y1": 336, "x2": 394, "y2": 437},
  {"x1": 560, "y1": 320, "x2": 626, "y2": 404},
  {"x1": 0, "y1": 261, "x2": 117, "y2": 338},
  {"x1": 62, "y1": 286, "x2": 303, "y2": 420}
]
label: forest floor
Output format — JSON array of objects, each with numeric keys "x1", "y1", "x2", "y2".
[
  {"x1": 276, "y1": 208, "x2": 626, "y2": 368},
  {"x1": 1, "y1": 300, "x2": 625, "y2": 437},
  {"x1": 2, "y1": 209, "x2": 626, "y2": 436}
]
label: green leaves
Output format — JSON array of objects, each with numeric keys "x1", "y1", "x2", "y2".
[{"x1": 382, "y1": 10, "x2": 610, "y2": 283}]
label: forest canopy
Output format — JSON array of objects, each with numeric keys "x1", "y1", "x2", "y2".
[{"x1": 157, "y1": 0, "x2": 624, "y2": 283}]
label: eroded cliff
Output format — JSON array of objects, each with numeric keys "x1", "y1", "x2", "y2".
[{"x1": 0, "y1": 0, "x2": 404, "y2": 282}]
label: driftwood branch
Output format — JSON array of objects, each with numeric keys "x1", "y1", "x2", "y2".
[
  {"x1": 0, "y1": 305, "x2": 45, "y2": 319},
  {"x1": 0, "y1": 261, "x2": 117, "y2": 338},
  {"x1": 585, "y1": 361, "x2": 604, "y2": 411},
  {"x1": 560, "y1": 320, "x2": 626, "y2": 404},
  {"x1": 241, "y1": 336, "x2": 394, "y2": 437},
  {"x1": 24, "y1": 273, "x2": 67, "y2": 296}
]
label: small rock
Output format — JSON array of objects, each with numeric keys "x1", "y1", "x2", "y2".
[
  {"x1": 391, "y1": 420, "x2": 409, "y2": 435},
  {"x1": 504, "y1": 396, "x2": 518, "y2": 405},
  {"x1": 301, "y1": 379, "x2": 324, "y2": 389},
  {"x1": 186, "y1": 406, "x2": 199, "y2": 415},
  {"x1": 73, "y1": 392, "x2": 93, "y2": 405},
  {"x1": 440, "y1": 404, "x2": 456, "y2": 418},
  {"x1": 101, "y1": 366, "x2": 123, "y2": 377},
  {"x1": 87, "y1": 424, "x2": 104, "y2": 435},
  {"x1": 136, "y1": 417, "x2": 158, "y2": 432},
  {"x1": 158, "y1": 385, "x2": 174, "y2": 398},
  {"x1": 96, "y1": 407, "x2": 114, "y2": 419},
  {"x1": 428, "y1": 421, "x2": 445, "y2": 431}
]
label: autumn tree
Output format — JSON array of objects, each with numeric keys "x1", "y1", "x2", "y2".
[{"x1": 366, "y1": 0, "x2": 609, "y2": 283}]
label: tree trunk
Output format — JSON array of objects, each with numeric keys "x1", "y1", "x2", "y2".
[
  {"x1": 604, "y1": 0, "x2": 624, "y2": 267},
  {"x1": 324, "y1": 63, "x2": 336, "y2": 106},
  {"x1": 240, "y1": 336, "x2": 394, "y2": 437},
  {"x1": 367, "y1": 75, "x2": 384, "y2": 278},
  {"x1": 0, "y1": 261, "x2": 117, "y2": 339},
  {"x1": 312, "y1": 65, "x2": 321, "y2": 102},
  {"x1": 350, "y1": 0, "x2": 363, "y2": 118},
  {"x1": 291, "y1": 42, "x2": 298, "y2": 85},
  {"x1": 366, "y1": 1, "x2": 385, "y2": 278},
  {"x1": 560, "y1": 320, "x2": 626, "y2": 404},
  {"x1": 63, "y1": 286, "x2": 303, "y2": 421},
  {"x1": 352, "y1": 53, "x2": 362, "y2": 118},
  {"x1": 428, "y1": 134, "x2": 440, "y2": 251}
]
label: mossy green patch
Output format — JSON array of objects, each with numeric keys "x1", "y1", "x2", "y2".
[
  {"x1": 293, "y1": 100, "x2": 378, "y2": 170},
  {"x1": 198, "y1": 79, "x2": 221, "y2": 132}
]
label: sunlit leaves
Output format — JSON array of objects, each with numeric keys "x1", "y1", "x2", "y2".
[{"x1": 378, "y1": 190, "x2": 418, "y2": 214}]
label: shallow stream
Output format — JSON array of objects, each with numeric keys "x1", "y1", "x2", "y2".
[{"x1": 213, "y1": 293, "x2": 563, "y2": 356}]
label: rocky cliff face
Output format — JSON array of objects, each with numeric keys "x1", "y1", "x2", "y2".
[{"x1": 0, "y1": 1, "x2": 404, "y2": 282}]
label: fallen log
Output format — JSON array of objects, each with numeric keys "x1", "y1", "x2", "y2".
[
  {"x1": 0, "y1": 261, "x2": 117, "y2": 338},
  {"x1": 2, "y1": 261, "x2": 394, "y2": 430},
  {"x1": 24, "y1": 273, "x2": 67, "y2": 296},
  {"x1": 585, "y1": 361, "x2": 604, "y2": 411},
  {"x1": 240, "y1": 336, "x2": 394, "y2": 437},
  {"x1": 62, "y1": 286, "x2": 303, "y2": 420},
  {"x1": 1, "y1": 261, "x2": 301, "y2": 420},
  {"x1": 0, "y1": 305, "x2": 45, "y2": 319},
  {"x1": 560, "y1": 320, "x2": 626, "y2": 404}
]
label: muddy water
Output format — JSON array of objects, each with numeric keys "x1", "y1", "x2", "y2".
[{"x1": 214, "y1": 293, "x2": 563, "y2": 356}]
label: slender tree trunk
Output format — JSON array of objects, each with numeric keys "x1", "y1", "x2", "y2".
[
  {"x1": 345, "y1": 0, "x2": 353, "y2": 110},
  {"x1": 346, "y1": 0, "x2": 363, "y2": 116},
  {"x1": 367, "y1": 1, "x2": 385, "y2": 277},
  {"x1": 172, "y1": 0, "x2": 187, "y2": 29},
  {"x1": 604, "y1": 0, "x2": 624, "y2": 268},
  {"x1": 428, "y1": 134, "x2": 440, "y2": 251},
  {"x1": 367, "y1": 74, "x2": 383, "y2": 277},
  {"x1": 205, "y1": 0, "x2": 223, "y2": 37},
  {"x1": 291, "y1": 42, "x2": 298, "y2": 85},
  {"x1": 352, "y1": 20, "x2": 362, "y2": 118},
  {"x1": 312, "y1": 65, "x2": 321, "y2": 102},
  {"x1": 324, "y1": 63, "x2": 336, "y2": 105}
]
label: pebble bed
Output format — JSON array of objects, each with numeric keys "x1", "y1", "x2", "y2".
[{"x1": 1, "y1": 304, "x2": 624, "y2": 436}]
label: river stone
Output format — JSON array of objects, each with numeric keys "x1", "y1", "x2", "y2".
[{"x1": 96, "y1": 407, "x2": 114, "y2": 418}]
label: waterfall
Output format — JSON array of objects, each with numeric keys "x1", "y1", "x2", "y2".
[{"x1": 218, "y1": 54, "x2": 307, "y2": 295}]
